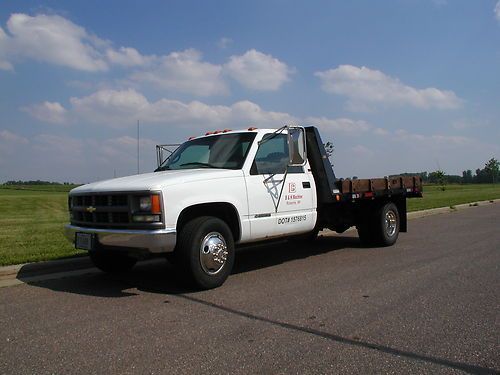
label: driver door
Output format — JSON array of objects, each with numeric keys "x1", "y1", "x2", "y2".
[{"x1": 245, "y1": 133, "x2": 315, "y2": 240}]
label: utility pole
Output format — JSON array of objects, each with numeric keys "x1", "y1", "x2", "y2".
[{"x1": 137, "y1": 120, "x2": 140, "y2": 174}]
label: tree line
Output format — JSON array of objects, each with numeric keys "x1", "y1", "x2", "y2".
[
  {"x1": 3, "y1": 180, "x2": 76, "y2": 186},
  {"x1": 397, "y1": 158, "x2": 499, "y2": 184}
]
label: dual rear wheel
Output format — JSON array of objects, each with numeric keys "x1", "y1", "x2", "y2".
[{"x1": 357, "y1": 202, "x2": 400, "y2": 247}]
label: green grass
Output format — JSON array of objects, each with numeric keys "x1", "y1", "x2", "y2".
[
  {"x1": 0, "y1": 185, "x2": 84, "y2": 266},
  {"x1": 407, "y1": 183, "x2": 500, "y2": 211},
  {"x1": 0, "y1": 183, "x2": 499, "y2": 266}
]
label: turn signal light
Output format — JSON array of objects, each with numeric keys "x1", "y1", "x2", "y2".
[{"x1": 151, "y1": 195, "x2": 161, "y2": 214}]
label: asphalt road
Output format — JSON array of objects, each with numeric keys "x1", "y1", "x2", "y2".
[{"x1": 1, "y1": 204, "x2": 499, "y2": 375}]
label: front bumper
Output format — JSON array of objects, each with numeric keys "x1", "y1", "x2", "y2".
[{"x1": 64, "y1": 224, "x2": 176, "y2": 254}]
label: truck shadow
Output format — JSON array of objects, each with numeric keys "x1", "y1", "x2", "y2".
[
  {"x1": 233, "y1": 234, "x2": 360, "y2": 274},
  {"x1": 24, "y1": 234, "x2": 362, "y2": 298}
]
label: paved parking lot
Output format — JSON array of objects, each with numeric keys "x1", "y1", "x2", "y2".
[{"x1": 1, "y1": 204, "x2": 499, "y2": 374}]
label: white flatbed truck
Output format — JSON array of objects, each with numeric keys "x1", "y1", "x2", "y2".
[{"x1": 64, "y1": 126, "x2": 422, "y2": 289}]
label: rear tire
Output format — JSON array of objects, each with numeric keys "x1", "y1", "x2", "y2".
[
  {"x1": 176, "y1": 216, "x2": 235, "y2": 289},
  {"x1": 357, "y1": 202, "x2": 400, "y2": 247},
  {"x1": 89, "y1": 251, "x2": 137, "y2": 273}
]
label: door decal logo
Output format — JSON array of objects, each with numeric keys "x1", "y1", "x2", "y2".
[{"x1": 285, "y1": 182, "x2": 303, "y2": 205}]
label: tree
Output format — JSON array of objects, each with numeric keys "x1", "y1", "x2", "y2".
[
  {"x1": 483, "y1": 158, "x2": 499, "y2": 183},
  {"x1": 429, "y1": 170, "x2": 446, "y2": 190},
  {"x1": 323, "y1": 141, "x2": 334, "y2": 166},
  {"x1": 462, "y1": 170, "x2": 473, "y2": 184}
]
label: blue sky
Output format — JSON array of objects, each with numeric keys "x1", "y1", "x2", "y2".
[{"x1": 0, "y1": 0, "x2": 499, "y2": 183}]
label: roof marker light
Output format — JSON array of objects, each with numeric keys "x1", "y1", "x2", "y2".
[{"x1": 247, "y1": 127, "x2": 258, "y2": 131}]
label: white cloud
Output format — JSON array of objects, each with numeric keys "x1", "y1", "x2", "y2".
[
  {"x1": 0, "y1": 27, "x2": 13, "y2": 70},
  {"x1": 373, "y1": 127, "x2": 389, "y2": 136},
  {"x1": 47, "y1": 88, "x2": 296, "y2": 128},
  {"x1": 131, "y1": 49, "x2": 227, "y2": 96},
  {"x1": 70, "y1": 89, "x2": 149, "y2": 125},
  {"x1": 394, "y1": 129, "x2": 471, "y2": 146},
  {"x1": 451, "y1": 119, "x2": 482, "y2": 130},
  {"x1": 0, "y1": 130, "x2": 29, "y2": 144},
  {"x1": 1, "y1": 14, "x2": 293, "y2": 95},
  {"x1": 495, "y1": 1, "x2": 500, "y2": 21},
  {"x1": 0, "y1": 13, "x2": 154, "y2": 72},
  {"x1": 432, "y1": 0, "x2": 447, "y2": 7},
  {"x1": 34, "y1": 134, "x2": 84, "y2": 159},
  {"x1": 370, "y1": 126, "x2": 472, "y2": 147},
  {"x1": 217, "y1": 37, "x2": 232, "y2": 49},
  {"x1": 229, "y1": 100, "x2": 297, "y2": 125},
  {"x1": 315, "y1": 65, "x2": 461, "y2": 110},
  {"x1": 22, "y1": 101, "x2": 68, "y2": 124},
  {"x1": 305, "y1": 116, "x2": 372, "y2": 134},
  {"x1": 351, "y1": 144, "x2": 374, "y2": 158},
  {"x1": 106, "y1": 47, "x2": 154, "y2": 67},
  {"x1": 3, "y1": 13, "x2": 108, "y2": 71},
  {"x1": 225, "y1": 49, "x2": 293, "y2": 91},
  {"x1": 0, "y1": 130, "x2": 29, "y2": 171}
]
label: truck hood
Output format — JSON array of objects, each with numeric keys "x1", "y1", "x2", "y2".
[{"x1": 71, "y1": 169, "x2": 244, "y2": 194}]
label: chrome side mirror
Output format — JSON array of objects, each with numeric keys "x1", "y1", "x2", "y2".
[{"x1": 287, "y1": 126, "x2": 307, "y2": 166}]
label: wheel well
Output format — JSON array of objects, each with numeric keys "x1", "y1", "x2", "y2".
[
  {"x1": 177, "y1": 203, "x2": 241, "y2": 242},
  {"x1": 354, "y1": 197, "x2": 407, "y2": 232}
]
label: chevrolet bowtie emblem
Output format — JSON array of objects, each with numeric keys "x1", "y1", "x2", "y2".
[{"x1": 85, "y1": 206, "x2": 96, "y2": 213}]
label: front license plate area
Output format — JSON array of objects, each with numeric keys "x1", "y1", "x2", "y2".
[{"x1": 75, "y1": 232, "x2": 94, "y2": 250}]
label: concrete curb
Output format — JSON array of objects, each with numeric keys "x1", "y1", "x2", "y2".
[
  {"x1": 0, "y1": 256, "x2": 96, "y2": 288},
  {"x1": 1, "y1": 199, "x2": 498, "y2": 288},
  {"x1": 407, "y1": 198, "x2": 499, "y2": 219}
]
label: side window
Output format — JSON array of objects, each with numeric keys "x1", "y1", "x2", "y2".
[{"x1": 252, "y1": 134, "x2": 289, "y2": 175}]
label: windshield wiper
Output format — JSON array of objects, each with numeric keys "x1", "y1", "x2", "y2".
[
  {"x1": 180, "y1": 162, "x2": 220, "y2": 169},
  {"x1": 155, "y1": 165, "x2": 171, "y2": 172}
]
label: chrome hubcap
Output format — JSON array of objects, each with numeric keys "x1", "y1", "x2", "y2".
[
  {"x1": 385, "y1": 210, "x2": 397, "y2": 237},
  {"x1": 200, "y1": 232, "x2": 228, "y2": 275}
]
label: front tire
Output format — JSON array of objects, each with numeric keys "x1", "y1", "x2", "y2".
[
  {"x1": 89, "y1": 251, "x2": 137, "y2": 273},
  {"x1": 176, "y1": 216, "x2": 235, "y2": 289}
]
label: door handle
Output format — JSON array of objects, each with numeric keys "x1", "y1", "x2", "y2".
[{"x1": 302, "y1": 182, "x2": 311, "y2": 188}]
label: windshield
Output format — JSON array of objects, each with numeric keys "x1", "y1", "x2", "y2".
[{"x1": 156, "y1": 132, "x2": 256, "y2": 171}]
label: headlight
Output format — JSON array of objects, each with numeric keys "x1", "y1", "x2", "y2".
[
  {"x1": 136, "y1": 194, "x2": 162, "y2": 213},
  {"x1": 139, "y1": 196, "x2": 152, "y2": 211}
]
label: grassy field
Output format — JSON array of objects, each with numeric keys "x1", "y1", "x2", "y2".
[
  {"x1": 0, "y1": 183, "x2": 499, "y2": 266},
  {"x1": 0, "y1": 185, "x2": 84, "y2": 266},
  {"x1": 407, "y1": 184, "x2": 500, "y2": 211}
]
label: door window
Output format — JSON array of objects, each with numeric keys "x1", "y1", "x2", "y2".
[
  {"x1": 251, "y1": 134, "x2": 289, "y2": 175},
  {"x1": 251, "y1": 134, "x2": 304, "y2": 175}
]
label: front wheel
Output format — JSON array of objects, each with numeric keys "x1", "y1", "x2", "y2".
[{"x1": 176, "y1": 216, "x2": 235, "y2": 289}]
